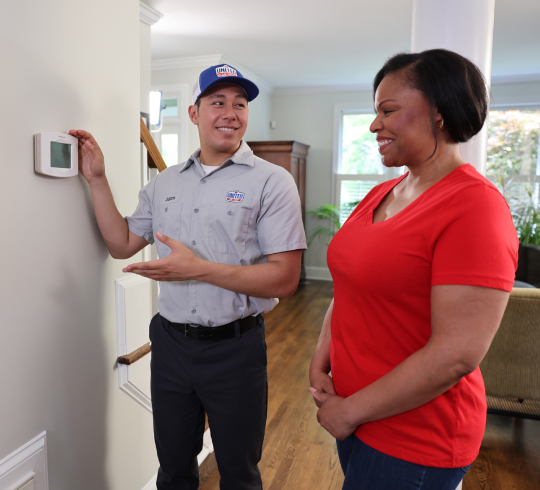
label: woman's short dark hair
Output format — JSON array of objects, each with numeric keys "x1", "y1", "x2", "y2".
[{"x1": 373, "y1": 49, "x2": 488, "y2": 144}]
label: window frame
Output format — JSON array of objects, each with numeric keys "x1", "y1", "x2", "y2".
[
  {"x1": 151, "y1": 83, "x2": 189, "y2": 167},
  {"x1": 486, "y1": 103, "x2": 540, "y2": 188},
  {"x1": 332, "y1": 103, "x2": 402, "y2": 224}
]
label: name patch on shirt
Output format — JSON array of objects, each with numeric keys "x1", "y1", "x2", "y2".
[
  {"x1": 164, "y1": 195, "x2": 177, "y2": 203},
  {"x1": 225, "y1": 190, "x2": 245, "y2": 203},
  {"x1": 216, "y1": 65, "x2": 237, "y2": 77}
]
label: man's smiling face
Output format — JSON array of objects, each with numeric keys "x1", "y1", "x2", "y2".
[{"x1": 189, "y1": 83, "x2": 249, "y2": 159}]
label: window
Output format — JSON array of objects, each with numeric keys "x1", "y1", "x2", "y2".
[
  {"x1": 333, "y1": 106, "x2": 403, "y2": 225},
  {"x1": 486, "y1": 109, "x2": 540, "y2": 244},
  {"x1": 152, "y1": 84, "x2": 189, "y2": 169}
]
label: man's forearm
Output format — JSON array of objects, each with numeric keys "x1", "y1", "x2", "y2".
[
  {"x1": 88, "y1": 176, "x2": 132, "y2": 258},
  {"x1": 195, "y1": 255, "x2": 300, "y2": 298}
]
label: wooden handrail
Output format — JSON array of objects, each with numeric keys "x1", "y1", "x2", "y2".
[
  {"x1": 140, "y1": 116, "x2": 167, "y2": 172},
  {"x1": 118, "y1": 342, "x2": 152, "y2": 365},
  {"x1": 116, "y1": 119, "x2": 168, "y2": 367}
]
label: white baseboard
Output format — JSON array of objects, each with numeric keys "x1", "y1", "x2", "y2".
[
  {"x1": 141, "y1": 474, "x2": 157, "y2": 490},
  {"x1": 305, "y1": 266, "x2": 333, "y2": 281},
  {"x1": 0, "y1": 432, "x2": 48, "y2": 490}
]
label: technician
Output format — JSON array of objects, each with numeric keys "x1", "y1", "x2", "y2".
[{"x1": 70, "y1": 64, "x2": 306, "y2": 490}]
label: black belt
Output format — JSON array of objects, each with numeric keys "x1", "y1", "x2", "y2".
[{"x1": 168, "y1": 314, "x2": 263, "y2": 341}]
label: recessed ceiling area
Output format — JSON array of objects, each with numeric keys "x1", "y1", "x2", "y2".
[{"x1": 145, "y1": 0, "x2": 540, "y2": 88}]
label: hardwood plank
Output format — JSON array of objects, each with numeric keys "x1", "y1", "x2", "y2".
[
  {"x1": 199, "y1": 280, "x2": 540, "y2": 490},
  {"x1": 199, "y1": 281, "x2": 341, "y2": 490}
]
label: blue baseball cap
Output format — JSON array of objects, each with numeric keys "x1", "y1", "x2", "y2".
[{"x1": 192, "y1": 64, "x2": 259, "y2": 104}]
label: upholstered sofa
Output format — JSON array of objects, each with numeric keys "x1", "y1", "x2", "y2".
[{"x1": 480, "y1": 287, "x2": 540, "y2": 419}]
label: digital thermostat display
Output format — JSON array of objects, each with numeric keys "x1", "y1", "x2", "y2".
[{"x1": 35, "y1": 132, "x2": 78, "y2": 177}]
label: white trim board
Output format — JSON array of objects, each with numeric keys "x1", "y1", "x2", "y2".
[
  {"x1": 271, "y1": 73, "x2": 540, "y2": 97},
  {"x1": 152, "y1": 55, "x2": 274, "y2": 95},
  {"x1": 139, "y1": 2, "x2": 163, "y2": 26},
  {"x1": 491, "y1": 73, "x2": 540, "y2": 85},
  {"x1": 115, "y1": 274, "x2": 153, "y2": 413},
  {"x1": 0, "y1": 432, "x2": 48, "y2": 490},
  {"x1": 141, "y1": 474, "x2": 157, "y2": 490},
  {"x1": 274, "y1": 83, "x2": 373, "y2": 96},
  {"x1": 305, "y1": 266, "x2": 332, "y2": 282}
]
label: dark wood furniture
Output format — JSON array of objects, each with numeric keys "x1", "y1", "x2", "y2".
[{"x1": 247, "y1": 141, "x2": 309, "y2": 282}]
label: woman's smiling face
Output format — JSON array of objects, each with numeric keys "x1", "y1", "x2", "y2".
[{"x1": 370, "y1": 73, "x2": 442, "y2": 169}]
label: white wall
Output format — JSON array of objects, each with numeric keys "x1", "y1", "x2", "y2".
[
  {"x1": 140, "y1": 21, "x2": 152, "y2": 114},
  {"x1": 271, "y1": 90, "x2": 374, "y2": 270},
  {"x1": 0, "y1": 1, "x2": 158, "y2": 489},
  {"x1": 271, "y1": 80, "x2": 540, "y2": 273},
  {"x1": 152, "y1": 66, "x2": 272, "y2": 155}
]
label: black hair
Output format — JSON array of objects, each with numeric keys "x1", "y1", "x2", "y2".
[{"x1": 373, "y1": 49, "x2": 489, "y2": 145}]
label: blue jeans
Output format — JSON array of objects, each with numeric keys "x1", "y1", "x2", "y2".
[{"x1": 336, "y1": 435, "x2": 471, "y2": 490}]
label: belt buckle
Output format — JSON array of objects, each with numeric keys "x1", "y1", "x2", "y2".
[{"x1": 187, "y1": 324, "x2": 199, "y2": 338}]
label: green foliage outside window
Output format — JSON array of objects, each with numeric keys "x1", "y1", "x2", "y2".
[
  {"x1": 341, "y1": 114, "x2": 382, "y2": 174},
  {"x1": 308, "y1": 110, "x2": 540, "y2": 248},
  {"x1": 486, "y1": 110, "x2": 540, "y2": 245}
]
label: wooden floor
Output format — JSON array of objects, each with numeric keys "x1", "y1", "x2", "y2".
[{"x1": 198, "y1": 280, "x2": 540, "y2": 490}]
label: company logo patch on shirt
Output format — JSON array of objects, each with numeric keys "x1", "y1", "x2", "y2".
[
  {"x1": 164, "y1": 195, "x2": 177, "y2": 203},
  {"x1": 216, "y1": 65, "x2": 237, "y2": 78},
  {"x1": 225, "y1": 190, "x2": 245, "y2": 203}
]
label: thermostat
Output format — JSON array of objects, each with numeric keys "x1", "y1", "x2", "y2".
[{"x1": 35, "y1": 132, "x2": 78, "y2": 177}]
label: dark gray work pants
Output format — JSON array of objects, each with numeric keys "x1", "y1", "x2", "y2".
[{"x1": 150, "y1": 313, "x2": 268, "y2": 490}]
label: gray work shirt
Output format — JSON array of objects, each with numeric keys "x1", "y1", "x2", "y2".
[{"x1": 126, "y1": 141, "x2": 307, "y2": 326}]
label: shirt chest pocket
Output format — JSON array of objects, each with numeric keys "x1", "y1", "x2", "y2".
[
  {"x1": 208, "y1": 204, "x2": 253, "y2": 256},
  {"x1": 155, "y1": 200, "x2": 182, "y2": 256}
]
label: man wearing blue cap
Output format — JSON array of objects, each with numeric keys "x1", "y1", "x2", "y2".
[{"x1": 70, "y1": 64, "x2": 306, "y2": 489}]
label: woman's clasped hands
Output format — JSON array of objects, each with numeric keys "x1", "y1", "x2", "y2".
[{"x1": 310, "y1": 379, "x2": 357, "y2": 441}]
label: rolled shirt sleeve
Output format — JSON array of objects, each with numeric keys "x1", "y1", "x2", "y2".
[
  {"x1": 257, "y1": 168, "x2": 307, "y2": 255},
  {"x1": 125, "y1": 177, "x2": 156, "y2": 244}
]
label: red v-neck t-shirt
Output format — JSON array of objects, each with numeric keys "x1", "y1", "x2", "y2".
[{"x1": 327, "y1": 164, "x2": 518, "y2": 467}]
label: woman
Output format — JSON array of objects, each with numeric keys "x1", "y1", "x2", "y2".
[{"x1": 309, "y1": 49, "x2": 518, "y2": 490}]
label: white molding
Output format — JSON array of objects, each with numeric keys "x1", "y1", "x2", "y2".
[
  {"x1": 332, "y1": 103, "x2": 376, "y2": 205},
  {"x1": 272, "y1": 74, "x2": 540, "y2": 96},
  {"x1": 152, "y1": 55, "x2": 274, "y2": 95},
  {"x1": 115, "y1": 275, "x2": 153, "y2": 413},
  {"x1": 152, "y1": 54, "x2": 223, "y2": 71},
  {"x1": 305, "y1": 266, "x2": 333, "y2": 281},
  {"x1": 491, "y1": 73, "x2": 540, "y2": 85},
  {"x1": 274, "y1": 82, "x2": 373, "y2": 96},
  {"x1": 141, "y1": 474, "x2": 157, "y2": 490},
  {"x1": 0, "y1": 432, "x2": 48, "y2": 490},
  {"x1": 139, "y1": 2, "x2": 163, "y2": 26},
  {"x1": 490, "y1": 102, "x2": 540, "y2": 109}
]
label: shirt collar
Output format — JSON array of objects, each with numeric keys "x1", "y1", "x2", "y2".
[{"x1": 179, "y1": 140, "x2": 255, "y2": 173}]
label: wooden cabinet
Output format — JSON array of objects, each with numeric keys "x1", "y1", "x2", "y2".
[{"x1": 247, "y1": 140, "x2": 309, "y2": 282}]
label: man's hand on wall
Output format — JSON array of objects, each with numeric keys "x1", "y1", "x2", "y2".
[{"x1": 123, "y1": 232, "x2": 202, "y2": 282}]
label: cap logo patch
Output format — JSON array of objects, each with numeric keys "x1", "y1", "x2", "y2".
[
  {"x1": 216, "y1": 65, "x2": 237, "y2": 78},
  {"x1": 225, "y1": 190, "x2": 245, "y2": 203}
]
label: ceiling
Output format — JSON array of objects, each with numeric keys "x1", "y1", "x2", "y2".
[{"x1": 145, "y1": 0, "x2": 540, "y2": 89}]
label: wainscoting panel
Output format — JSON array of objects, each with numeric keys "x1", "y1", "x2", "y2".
[{"x1": 0, "y1": 432, "x2": 48, "y2": 490}]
